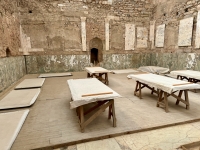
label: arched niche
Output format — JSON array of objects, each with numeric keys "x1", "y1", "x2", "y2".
[{"x1": 89, "y1": 37, "x2": 103, "y2": 65}]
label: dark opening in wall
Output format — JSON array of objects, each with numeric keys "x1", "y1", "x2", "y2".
[
  {"x1": 29, "y1": 10, "x2": 32, "y2": 13},
  {"x1": 185, "y1": 8, "x2": 188, "y2": 12},
  {"x1": 163, "y1": 13, "x2": 166, "y2": 16},
  {"x1": 6, "y1": 47, "x2": 11, "y2": 57},
  {"x1": 90, "y1": 48, "x2": 98, "y2": 65},
  {"x1": 176, "y1": 12, "x2": 179, "y2": 16}
]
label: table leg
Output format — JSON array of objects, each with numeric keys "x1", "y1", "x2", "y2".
[
  {"x1": 157, "y1": 90, "x2": 163, "y2": 107},
  {"x1": 108, "y1": 104, "x2": 112, "y2": 119},
  {"x1": 134, "y1": 81, "x2": 139, "y2": 96},
  {"x1": 79, "y1": 106, "x2": 85, "y2": 132},
  {"x1": 105, "y1": 73, "x2": 109, "y2": 85},
  {"x1": 176, "y1": 90, "x2": 183, "y2": 105},
  {"x1": 164, "y1": 92, "x2": 169, "y2": 112},
  {"x1": 157, "y1": 91, "x2": 169, "y2": 112},
  {"x1": 139, "y1": 82, "x2": 142, "y2": 99},
  {"x1": 184, "y1": 90, "x2": 189, "y2": 109},
  {"x1": 87, "y1": 72, "x2": 90, "y2": 78},
  {"x1": 151, "y1": 87, "x2": 155, "y2": 95},
  {"x1": 111, "y1": 100, "x2": 116, "y2": 127}
]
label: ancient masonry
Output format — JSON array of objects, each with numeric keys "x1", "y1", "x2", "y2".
[{"x1": 1, "y1": 0, "x2": 200, "y2": 91}]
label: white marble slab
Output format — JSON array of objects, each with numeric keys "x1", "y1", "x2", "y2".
[
  {"x1": 110, "y1": 69, "x2": 138, "y2": 74},
  {"x1": 15, "y1": 78, "x2": 45, "y2": 89},
  {"x1": 178, "y1": 17, "x2": 194, "y2": 46},
  {"x1": 0, "y1": 110, "x2": 29, "y2": 150},
  {"x1": 136, "y1": 27, "x2": 148, "y2": 48},
  {"x1": 105, "y1": 18, "x2": 110, "y2": 50},
  {"x1": 38, "y1": 72, "x2": 72, "y2": 78},
  {"x1": 155, "y1": 24, "x2": 165, "y2": 47},
  {"x1": 81, "y1": 17, "x2": 86, "y2": 51},
  {"x1": 138, "y1": 66, "x2": 169, "y2": 74},
  {"x1": 195, "y1": 11, "x2": 200, "y2": 48},
  {"x1": 125, "y1": 24, "x2": 135, "y2": 50},
  {"x1": 150, "y1": 21, "x2": 155, "y2": 49},
  {"x1": 0, "y1": 89, "x2": 40, "y2": 109},
  {"x1": 67, "y1": 78, "x2": 121, "y2": 109}
]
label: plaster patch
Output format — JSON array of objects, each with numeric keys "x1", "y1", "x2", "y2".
[{"x1": 186, "y1": 53, "x2": 197, "y2": 69}]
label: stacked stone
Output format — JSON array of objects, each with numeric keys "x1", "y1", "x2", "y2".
[
  {"x1": 155, "y1": 0, "x2": 200, "y2": 26},
  {"x1": 0, "y1": 0, "x2": 21, "y2": 57},
  {"x1": 111, "y1": 0, "x2": 153, "y2": 21}
]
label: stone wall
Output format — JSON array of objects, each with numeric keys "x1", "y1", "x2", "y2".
[
  {"x1": 25, "y1": 52, "x2": 200, "y2": 74},
  {"x1": 0, "y1": 0, "x2": 21, "y2": 57},
  {"x1": 18, "y1": 0, "x2": 154, "y2": 56},
  {"x1": 151, "y1": 53, "x2": 200, "y2": 71},
  {"x1": 25, "y1": 53, "x2": 152, "y2": 73},
  {"x1": 152, "y1": 0, "x2": 200, "y2": 53},
  {"x1": 0, "y1": 56, "x2": 26, "y2": 93}
]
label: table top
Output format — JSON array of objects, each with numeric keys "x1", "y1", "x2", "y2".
[
  {"x1": 85, "y1": 67, "x2": 110, "y2": 74},
  {"x1": 170, "y1": 70, "x2": 200, "y2": 80},
  {"x1": 127, "y1": 73, "x2": 200, "y2": 93},
  {"x1": 67, "y1": 78, "x2": 121, "y2": 109}
]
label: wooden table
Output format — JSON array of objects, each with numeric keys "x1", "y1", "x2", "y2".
[
  {"x1": 170, "y1": 70, "x2": 200, "y2": 83},
  {"x1": 67, "y1": 78, "x2": 121, "y2": 132},
  {"x1": 85, "y1": 67, "x2": 109, "y2": 85},
  {"x1": 127, "y1": 73, "x2": 200, "y2": 112}
]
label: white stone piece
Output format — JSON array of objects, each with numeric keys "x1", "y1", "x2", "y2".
[
  {"x1": 138, "y1": 66, "x2": 169, "y2": 74},
  {"x1": 186, "y1": 53, "x2": 197, "y2": 69},
  {"x1": 178, "y1": 17, "x2": 194, "y2": 46},
  {"x1": 15, "y1": 78, "x2": 45, "y2": 89},
  {"x1": 0, "y1": 89, "x2": 40, "y2": 109},
  {"x1": 67, "y1": 78, "x2": 121, "y2": 109},
  {"x1": 0, "y1": 110, "x2": 29, "y2": 150},
  {"x1": 127, "y1": 73, "x2": 200, "y2": 93},
  {"x1": 150, "y1": 21, "x2": 155, "y2": 49},
  {"x1": 137, "y1": 27, "x2": 148, "y2": 48},
  {"x1": 38, "y1": 72, "x2": 72, "y2": 78},
  {"x1": 85, "y1": 67, "x2": 110, "y2": 74},
  {"x1": 107, "y1": 0, "x2": 112, "y2": 4},
  {"x1": 81, "y1": 17, "x2": 87, "y2": 51},
  {"x1": 155, "y1": 24, "x2": 165, "y2": 47},
  {"x1": 105, "y1": 18, "x2": 110, "y2": 51},
  {"x1": 110, "y1": 69, "x2": 138, "y2": 74},
  {"x1": 125, "y1": 24, "x2": 135, "y2": 50},
  {"x1": 195, "y1": 11, "x2": 200, "y2": 48}
]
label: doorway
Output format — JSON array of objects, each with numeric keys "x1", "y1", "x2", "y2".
[
  {"x1": 91, "y1": 48, "x2": 98, "y2": 64},
  {"x1": 89, "y1": 37, "x2": 103, "y2": 65}
]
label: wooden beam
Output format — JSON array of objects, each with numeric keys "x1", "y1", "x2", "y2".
[{"x1": 82, "y1": 92, "x2": 113, "y2": 97}]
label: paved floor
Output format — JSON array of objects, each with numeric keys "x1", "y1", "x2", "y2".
[
  {"x1": 1, "y1": 71, "x2": 200, "y2": 149},
  {"x1": 54, "y1": 121, "x2": 200, "y2": 150}
]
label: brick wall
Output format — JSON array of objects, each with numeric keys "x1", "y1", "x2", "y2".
[
  {"x1": 0, "y1": 0, "x2": 21, "y2": 57},
  {"x1": 152, "y1": 0, "x2": 200, "y2": 53}
]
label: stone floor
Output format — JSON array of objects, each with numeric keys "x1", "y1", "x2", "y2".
[
  {"x1": 54, "y1": 121, "x2": 200, "y2": 150},
  {"x1": 1, "y1": 71, "x2": 200, "y2": 149}
]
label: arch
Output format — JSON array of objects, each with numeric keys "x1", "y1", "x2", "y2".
[{"x1": 89, "y1": 37, "x2": 103, "y2": 65}]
